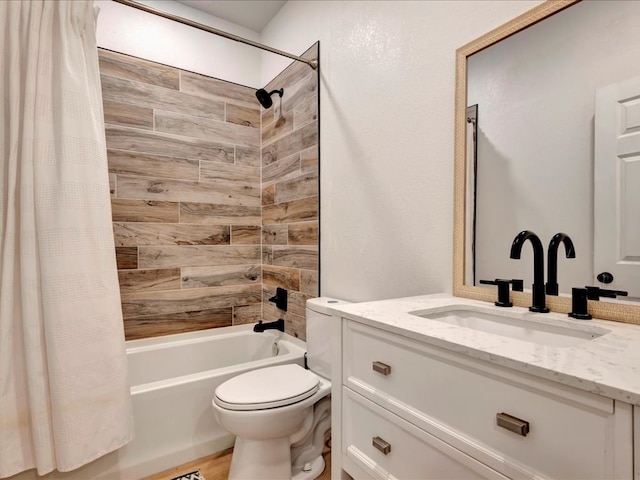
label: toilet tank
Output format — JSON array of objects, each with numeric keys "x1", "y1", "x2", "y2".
[{"x1": 306, "y1": 297, "x2": 350, "y2": 379}]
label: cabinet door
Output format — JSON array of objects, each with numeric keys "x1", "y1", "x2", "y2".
[
  {"x1": 344, "y1": 321, "x2": 633, "y2": 480},
  {"x1": 342, "y1": 388, "x2": 508, "y2": 480}
]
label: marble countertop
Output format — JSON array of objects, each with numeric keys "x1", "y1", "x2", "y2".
[{"x1": 328, "y1": 294, "x2": 640, "y2": 406}]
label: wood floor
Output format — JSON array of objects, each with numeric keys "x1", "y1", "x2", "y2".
[{"x1": 144, "y1": 449, "x2": 332, "y2": 480}]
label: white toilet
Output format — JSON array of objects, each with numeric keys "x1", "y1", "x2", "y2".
[{"x1": 211, "y1": 297, "x2": 348, "y2": 480}]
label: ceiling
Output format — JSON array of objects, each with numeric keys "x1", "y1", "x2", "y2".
[{"x1": 177, "y1": 0, "x2": 287, "y2": 32}]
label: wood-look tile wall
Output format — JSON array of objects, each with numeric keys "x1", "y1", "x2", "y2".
[
  {"x1": 100, "y1": 49, "x2": 263, "y2": 340},
  {"x1": 261, "y1": 44, "x2": 320, "y2": 341},
  {"x1": 101, "y1": 46, "x2": 319, "y2": 341}
]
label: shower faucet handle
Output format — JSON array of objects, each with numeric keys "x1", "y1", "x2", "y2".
[{"x1": 268, "y1": 287, "x2": 288, "y2": 311}]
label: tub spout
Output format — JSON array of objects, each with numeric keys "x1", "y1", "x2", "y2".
[{"x1": 253, "y1": 318, "x2": 285, "y2": 333}]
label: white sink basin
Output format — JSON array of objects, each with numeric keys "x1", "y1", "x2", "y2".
[{"x1": 410, "y1": 306, "x2": 610, "y2": 347}]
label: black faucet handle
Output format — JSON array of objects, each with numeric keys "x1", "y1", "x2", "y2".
[
  {"x1": 479, "y1": 278, "x2": 522, "y2": 289},
  {"x1": 569, "y1": 287, "x2": 592, "y2": 320},
  {"x1": 268, "y1": 287, "x2": 288, "y2": 311},
  {"x1": 585, "y1": 286, "x2": 628, "y2": 301},
  {"x1": 600, "y1": 288, "x2": 628, "y2": 298},
  {"x1": 479, "y1": 278, "x2": 521, "y2": 286},
  {"x1": 479, "y1": 278, "x2": 515, "y2": 307},
  {"x1": 510, "y1": 279, "x2": 524, "y2": 291}
]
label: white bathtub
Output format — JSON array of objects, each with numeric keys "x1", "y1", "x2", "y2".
[
  {"x1": 120, "y1": 325, "x2": 306, "y2": 478},
  {"x1": 21, "y1": 325, "x2": 307, "y2": 480}
]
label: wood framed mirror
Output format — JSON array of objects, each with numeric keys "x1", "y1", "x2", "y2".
[{"x1": 453, "y1": 0, "x2": 640, "y2": 325}]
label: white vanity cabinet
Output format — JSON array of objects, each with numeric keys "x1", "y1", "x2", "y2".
[
  {"x1": 635, "y1": 407, "x2": 640, "y2": 480},
  {"x1": 333, "y1": 318, "x2": 634, "y2": 480}
]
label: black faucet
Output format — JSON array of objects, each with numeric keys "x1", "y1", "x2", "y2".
[
  {"x1": 253, "y1": 318, "x2": 285, "y2": 333},
  {"x1": 510, "y1": 230, "x2": 549, "y2": 313},
  {"x1": 546, "y1": 233, "x2": 576, "y2": 296}
]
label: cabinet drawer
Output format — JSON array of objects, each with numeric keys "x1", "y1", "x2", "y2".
[
  {"x1": 342, "y1": 388, "x2": 507, "y2": 480},
  {"x1": 344, "y1": 321, "x2": 632, "y2": 480}
]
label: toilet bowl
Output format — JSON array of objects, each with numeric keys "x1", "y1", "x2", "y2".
[{"x1": 211, "y1": 297, "x2": 348, "y2": 480}]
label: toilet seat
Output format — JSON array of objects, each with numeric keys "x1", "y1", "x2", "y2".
[{"x1": 214, "y1": 364, "x2": 320, "y2": 411}]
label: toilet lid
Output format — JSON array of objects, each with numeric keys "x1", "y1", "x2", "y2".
[{"x1": 214, "y1": 364, "x2": 320, "y2": 411}]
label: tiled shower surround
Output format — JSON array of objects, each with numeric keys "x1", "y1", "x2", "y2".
[{"x1": 99, "y1": 45, "x2": 319, "y2": 340}]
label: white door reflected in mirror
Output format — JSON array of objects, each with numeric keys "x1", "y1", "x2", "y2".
[{"x1": 594, "y1": 75, "x2": 640, "y2": 300}]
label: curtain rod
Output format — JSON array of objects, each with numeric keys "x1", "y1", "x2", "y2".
[{"x1": 111, "y1": 0, "x2": 318, "y2": 70}]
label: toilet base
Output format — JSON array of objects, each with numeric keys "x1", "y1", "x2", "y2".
[
  {"x1": 292, "y1": 454, "x2": 325, "y2": 480},
  {"x1": 229, "y1": 436, "x2": 292, "y2": 480},
  {"x1": 228, "y1": 439, "x2": 327, "y2": 480}
]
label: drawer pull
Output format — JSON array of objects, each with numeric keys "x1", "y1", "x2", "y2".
[
  {"x1": 372, "y1": 361, "x2": 391, "y2": 375},
  {"x1": 372, "y1": 436, "x2": 391, "y2": 455},
  {"x1": 496, "y1": 412, "x2": 530, "y2": 437}
]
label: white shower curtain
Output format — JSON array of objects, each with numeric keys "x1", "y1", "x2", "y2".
[{"x1": 0, "y1": 1, "x2": 133, "y2": 477}]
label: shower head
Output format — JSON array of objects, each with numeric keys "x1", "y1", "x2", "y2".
[{"x1": 256, "y1": 88, "x2": 283, "y2": 109}]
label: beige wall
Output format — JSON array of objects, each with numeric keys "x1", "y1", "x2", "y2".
[
  {"x1": 261, "y1": 44, "x2": 320, "y2": 340},
  {"x1": 100, "y1": 47, "x2": 318, "y2": 340}
]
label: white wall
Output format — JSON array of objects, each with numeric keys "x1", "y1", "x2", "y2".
[
  {"x1": 260, "y1": 1, "x2": 542, "y2": 302},
  {"x1": 95, "y1": 0, "x2": 262, "y2": 87}
]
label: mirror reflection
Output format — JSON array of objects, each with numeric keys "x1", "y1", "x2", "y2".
[{"x1": 465, "y1": 0, "x2": 640, "y2": 302}]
